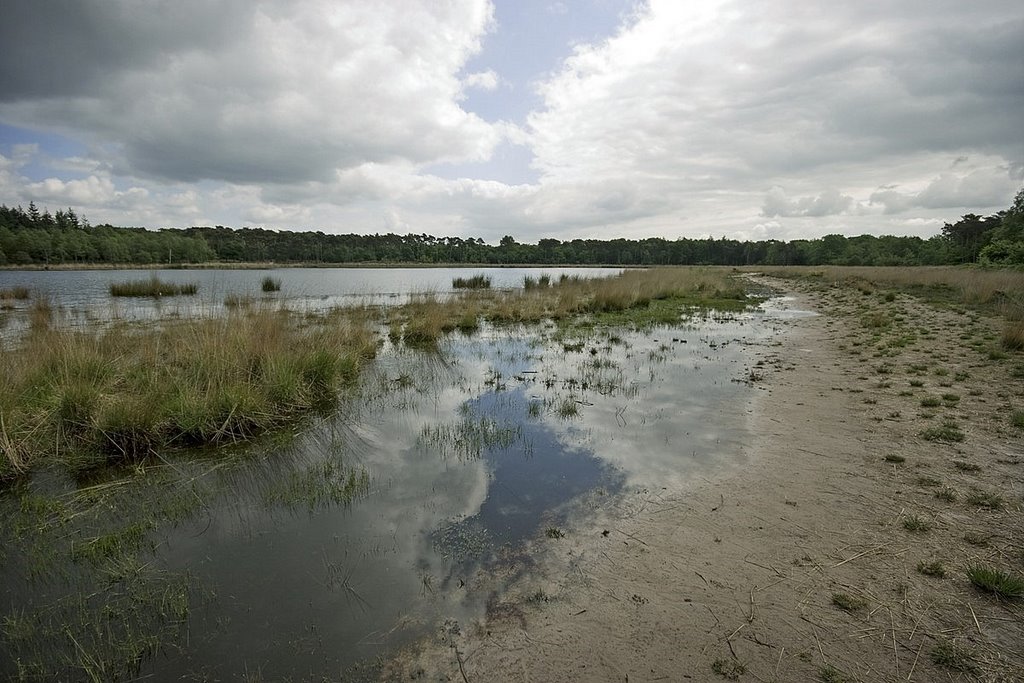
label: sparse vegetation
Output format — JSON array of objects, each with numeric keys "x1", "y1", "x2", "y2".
[
  {"x1": 917, "y1": 560, "x2": 946, "y2": 577},
  {"x1": 711, "y1": 658, "x2": 746, "y2": 679},
  {"x1": 920, "y1": 420, "x2": 965, "y2": 442},
  {"x1": 0, "y1": 286, "x2": 30, "y2": 300},
  {"x1": 261, "y1": 275, "x2": 281, "y2": 292},
  {"x1": 930, "y1": 639, "x2": 977, "y2": 673},
  {"x1": 965, "y1": 489, "x2": 1004, "y2": 510}
]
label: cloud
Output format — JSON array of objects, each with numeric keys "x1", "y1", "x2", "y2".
[
  {"x1": 870, "y1": 166, "x2": 1021, "y2": 214},
  {"x1": 464, "y1": 70, "x2": 500, "y2": 91},
  {"x1": 762, "y1": 187, "x2": 854, "y2": 217},
  {"x1": 0, "y1": 1, "x2": 501, "y2": 185}
]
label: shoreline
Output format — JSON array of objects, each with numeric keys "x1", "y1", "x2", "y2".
[
  {"x1": 0, "y1": 262, "x2": 633, "y2": 272},
  {"x1": 384, "y1": 277, "x2": 1023, "y2": 682}
]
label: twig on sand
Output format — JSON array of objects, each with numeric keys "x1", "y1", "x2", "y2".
[
  {"x1": 906, "y1": 642, "x2": 923, "y2": 681},
  {"x1": 831, "y1": 542, "x2": 891, "y2": 568}
]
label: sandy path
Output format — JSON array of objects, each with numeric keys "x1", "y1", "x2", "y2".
[{"x1": 385, "y1": 278, "x2": 1023, "y2": 682}]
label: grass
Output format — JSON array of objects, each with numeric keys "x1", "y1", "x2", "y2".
[
  {"x1": 710, "y1": 658, "x2": 746, "y2": 679},
  {"x1": 952, "y1": 459, "x2": 980, "y2": 472},
  {"x1": 261, "y1": 275, "x2": 282, "y2": 292},
  {"x1": 901, "y1": 514, "x2": 931, "y2": 532},
  {"x1": 883, "y1": 454, "x2": 905, "y2": 464},
  {"x1": 452, "y1": 274, "x2": 491, "y2": 289},
  {"x1": 965, "y1": 489, "x2": 1004, "y2": 509},
  {"x1": 966, "y1": 564, "x2": 1024, "y2": 600},
  {"x1": 1003, "y1": 320, "x2": 1024, "y2": 350},
  {"x1": 920, "y1": 420, "x2": 965, "y2": 442},
  {"x1": 930, "y1": 639, "x2": 977, "y2": 673},
  {"x1": 109, "y1": 276, "x2": 198, "y2": 297},
  {"x1": 919, "y1": 396, "x2": 941, "y2": 408},
  {"x1": 819, "y1": 664, "x2": 847, "y2": 682},
  {"x1": 831, "y1": 592, "x2": 868, "y2": 612},
  {"x1": 916, "y1": 560, "x2": 946, "y2": 577},
  {"x1": 0, "y1": 306, "x2": 376, "y2": 477},
  {"x1": 1012, "y1": 410, "x2": 1024, "y2": 430},
  {"x1": 0, "y1": 286, "x2": 31, "y2": 300},
  {"x1": 934, "y1": 486, "x2": 958, "y2": 502}
]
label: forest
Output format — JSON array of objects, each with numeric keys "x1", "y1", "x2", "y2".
[{"x1": 1, "y1": 188, "x2": 1021, "y2": 268}]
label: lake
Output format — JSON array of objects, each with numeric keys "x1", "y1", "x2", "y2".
[{"x1": 0, "y1": 268, "x2": 809, "y2": 679}]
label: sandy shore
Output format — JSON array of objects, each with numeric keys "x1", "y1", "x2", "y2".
[{"x1": 385, "y1": 278, "x2": 1023, "y2": 682}]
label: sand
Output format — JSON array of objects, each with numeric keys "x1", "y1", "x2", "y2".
[{"x1": 384, "y1": 277, "x2": 1023, "y2": 682}]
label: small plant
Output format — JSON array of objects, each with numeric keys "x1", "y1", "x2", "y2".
[
  {"x1": 916, "y1": 476, "x2": 941, "y2": 487},
  {"x1": 545, "y1": 527, "x2": 565, "y2": 539},
  {"x1": 902, "y1": 515, "x2": 931, "y2": 532},
  {"x1": 452, "y1": 274, "x2": 491, "y2": 289},
  {"x1": 920, "y1": 396, "x2": 941, "y2": 407},
  {"x1": 831, "y1": 592, "x2": 867, "y2": 612},
  {"x1": 1012, "y1": 411, "x2": 1024, "y2": 430},
  {"x1": 964, "y1": 532, "x2": 990, "y2": 547},
  {"x1": 966, "y1": 564, "x2": 1024, "y2": 600},
  {"x1": 917, "y1": 560, "x2": 946, "y2": 577},
  {"x1": 934, "y1": 486, "x2": 958, "y2": 502},
  {"x1": 556, "y1": 396, "x2": 580, "y2": 419},
  {"x1": 930, "y1": 639, "x2": 977, "y2": 673},
  {"x1": 261, "y1": 276, "x2": 281, "y2": 292},
  {"x1": 965, "y1": 490, "x2": 1003, "y2": 510},
  {"x1": 819, "y1": 664, "x2": 847, "y2": 682},
  {"x1": 952, "y1": 460, "x2": 980, "y2": 473},
  {"x1": 920, "y1": 420, "x2": 964, "y2": 442},
  {"x1": 909, "y1": 379, "x2": 924, "y2": 387},
  {"x1": 941, "y1": 393, "x2": 960, "y2": 404},
  {"x1": 710, "y1": 658, "x2": 746, "y2": 680},
  {"x1": 883, "y1": 454, "x2": 905, "y2": 464}
]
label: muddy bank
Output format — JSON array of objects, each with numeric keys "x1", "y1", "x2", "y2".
[{"x1": 385, "y1": 278, "x2": 1023, "y2": 682}]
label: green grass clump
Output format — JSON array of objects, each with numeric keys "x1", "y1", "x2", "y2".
[
  {"x1": 930, "y1": 639, "x2": 977, "y2": 673},
  {"x1": 523, "y1": 274, "x2": 551, "y2": 290},
  {"x1": 916, "y1": 560, "x2": 946, "y2": 577},
  {"x1": 966, "y1": 564, "x2": 1024, "y2": 600},
  {"x1": 819, "y1": 664, "x2": 847, "y2": 682},
  {"x1": 452, "y1": 274, "x2": 491, "y2": 289},
  {"x1": 934, "y1": 486, "x2": 958, "y2": 502},
  {"x1": 920, "y1": 420, "x2": 964, "y2": 442},
  {"x1": 883, "y1": 454, "x2": 905, "y2": 464},
  {"x1": 109, "y1": 276, "x2": 198, "y2": 297},
  {"x1": 831, "y1": 592, "x2": 867, "y2": 612},
  {"x1": 902, "y1": 515, "x2": 931, "y2": 532},
  {"x1": 919, "y1": 396, "x2": 941, "y2": 407},
  {"x1": 965, "y1": 490, "x2": 1003, "y2": 510},
  {"x1": 952, "y1": 459, "x2": 980, "y2": 472},
  {"x1": 1012, "y1": 411, "x2": 1024, "y2": 430},
  {"x1": 261, "y1": 275, "x2": 282, "y2": 292}
]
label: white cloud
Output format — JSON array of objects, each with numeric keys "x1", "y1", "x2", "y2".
[{"x1": 463, "y1": 70, "x2": 500, "y2": 91}]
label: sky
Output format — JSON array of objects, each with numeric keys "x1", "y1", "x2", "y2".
[{"x1": 0, "y1": 0, "x2": 1022, "y2": 244}]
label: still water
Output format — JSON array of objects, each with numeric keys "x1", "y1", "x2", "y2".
[
  {"x1": 0, "y1": 266, "x2": 622, "y2": 320},
  {"x1": 0, "y1": 270, "x2": 805, "y2": 680}
]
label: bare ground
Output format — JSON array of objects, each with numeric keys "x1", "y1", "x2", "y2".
[{"x1": 383, "y1": 276, "x2": 1024, "y2": 683}]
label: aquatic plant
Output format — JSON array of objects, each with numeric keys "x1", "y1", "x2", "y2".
[
  {"x1": 452, "y1": 274, "x2": 491, "y2": 289},
  {"x1": 261, "y1": 275, "x2": 282, "y2": 292},
  {"x1": 109, "y1": 276, "x2": 198, "y2": 297}
]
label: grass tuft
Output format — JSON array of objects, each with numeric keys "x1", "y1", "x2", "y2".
[
  {"x1": 710, "y1": 658, "x2": 746, "y2": 680},
  {"x1": 261, "y1": 275, "x2": 281, "y2": 292},
  {"x1": 109, "y1": 276, "x2": 198, "y2": 297},
  {"x1": 966, "y1": 564, "x2": 1024, "y2": 600},
  {"x1": 916, "y1": 560, "x2": 946, "y2": 577},
  {"x1": 831, "y1": 592, "x2": 867, "y2": 612},
  {"x1": 930, "y1": 640, "x2": 977, "y2": 673},
  {"x1": 920, "y1": 420, "x2": 964, "y2": 442},
  {"x1": 901, "y1": 514, "x2": 931, "y2": 532},
  {"x1": 452, "y1": 274, "x2": 491, "y2": 289}
]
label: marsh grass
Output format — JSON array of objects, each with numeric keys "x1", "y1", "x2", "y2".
[
  {"x1": 0, "y1": 306, "x2": 376, "y2": 477},
  {"x1": 260, "y1": 275, "x2": 281, "y2": 292},
  {"x1": 0, "y1": 286, "x2": 30, "y2": 300},
  {"x1": 966, "y1": 564, "x2": 1024, "y2": 600},
  {"x1": 109, "y1": 276, "x2": 198, "y2": 297},
  {"x1": 452, "y1": 274, "x2": 491, "y2": 289}
]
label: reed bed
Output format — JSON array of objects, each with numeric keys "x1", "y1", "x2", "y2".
[
  {"x1": 109, "y1": 276, "x2": 198, "y2": 297},
  {"x1": 0, "y1": 306, "x2": 376, "y2": 478},
  {"x1": 0, "y1": 286, "x2": 31, "y2": 300},
  {"x1": 261, "y1": 276, "x2": 282, "y2": 292},
  {"x1": 452, "y1": 274, "x2": 491, "y2": 289}
]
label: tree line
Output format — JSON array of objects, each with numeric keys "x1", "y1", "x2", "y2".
[{"x1": 1, "y1": 189, "x2": 1021, "y2": 268}]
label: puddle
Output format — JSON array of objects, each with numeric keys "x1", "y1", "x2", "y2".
[{"x1": 0, "y1": 301, "x2": 791, "y2": 679}]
